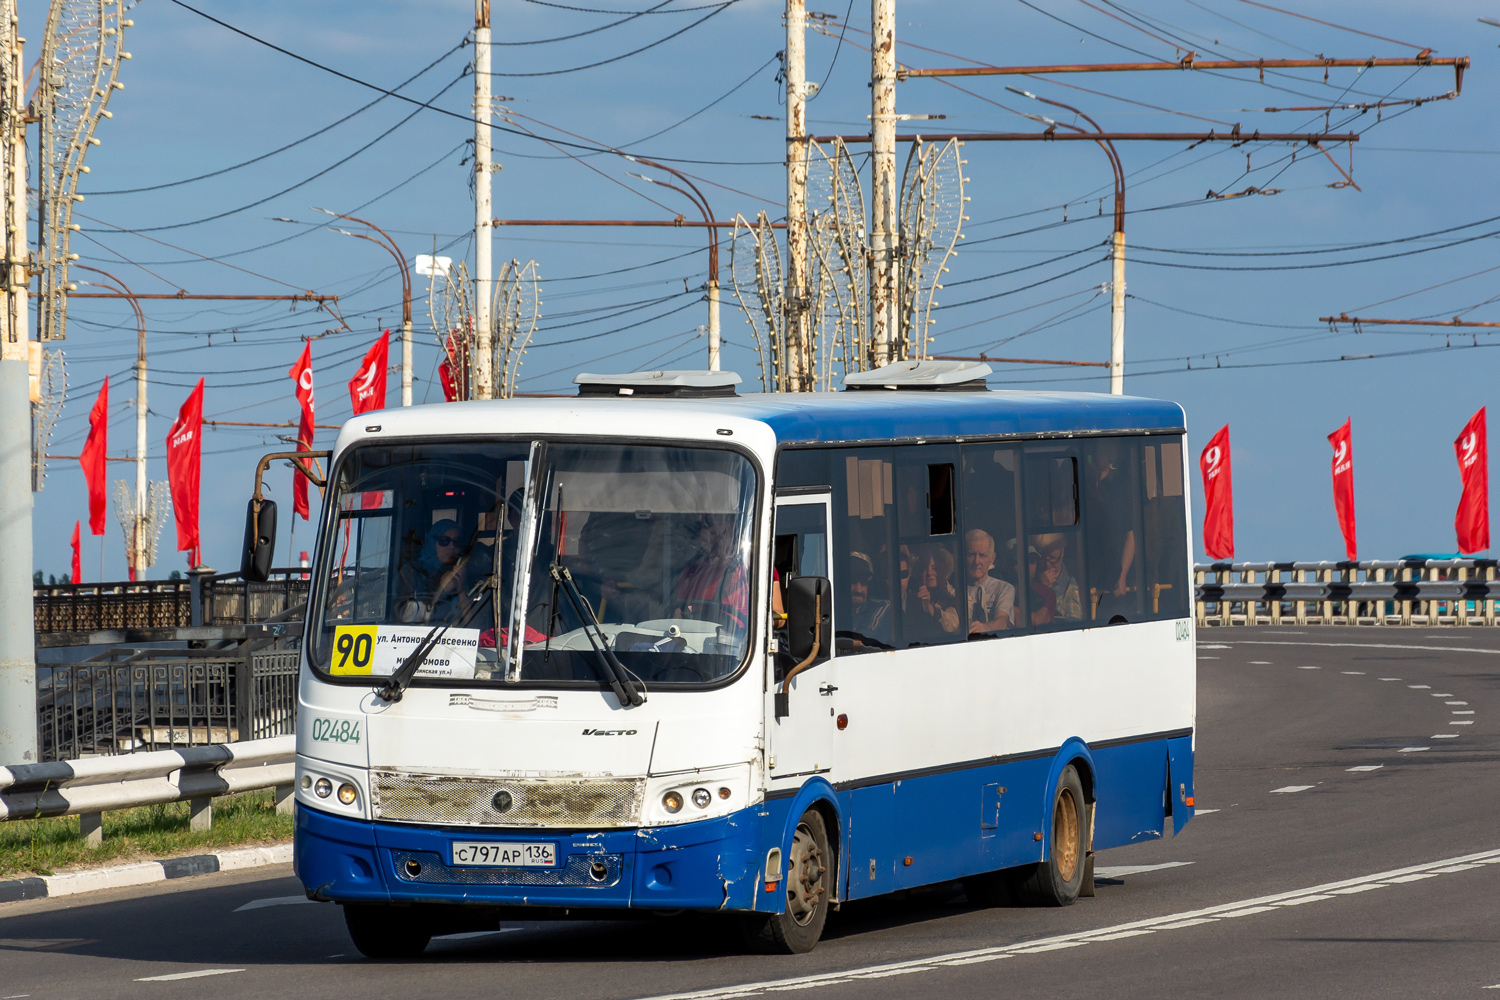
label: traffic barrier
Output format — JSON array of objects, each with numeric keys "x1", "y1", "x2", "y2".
[
  {"x1": 0, "y1": 735, "x2": 294, "y2": 845},
  {"x1": 1195, "y1": 559, "x2": 1500, "y2": 626}
]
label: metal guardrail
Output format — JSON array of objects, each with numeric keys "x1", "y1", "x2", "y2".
[
  {"x1": 37, "y1": 649, "x2": 299, "y2": 762},
  {"x1": 1195, "y1": 559, "x2": 1500, "y2": 626},
  {"x1": 0, "y1": 735, "x2": 294, "y2": 843},
  {"x1": 33, "y1": 567, "x2": 312, "y2": 640}
]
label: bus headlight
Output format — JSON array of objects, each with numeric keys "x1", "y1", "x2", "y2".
[
  {"x1": 662, "y1": 790, "x2": 684, "y2": 813},
  {"x1": 691, "y1": 788, "x2": 711, "y2": 809},
  {"x1": 644, "y1": 764, "x2": 754, "y2": 826},
  {"x1": 337, "y1": 782, "x2": 358, "y2": 805},
  {"x1": 314, "y1": 778, "x2": 333, "y2": 798}
]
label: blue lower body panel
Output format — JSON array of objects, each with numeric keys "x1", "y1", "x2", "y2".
[{"x1": 296, "y1": 804, "x2": 770, "y2": 912}]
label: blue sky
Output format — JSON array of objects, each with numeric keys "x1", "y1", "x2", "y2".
[{"x1": 24, "y1": 0, "x2": 1500, "y2": 579}]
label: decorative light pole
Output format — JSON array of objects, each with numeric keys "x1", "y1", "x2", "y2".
[{"x1": 316, "y1": 209, "x2": 413, "y2": 405}]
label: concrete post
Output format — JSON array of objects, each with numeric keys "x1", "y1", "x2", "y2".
[
  {"x1": 784, "y1": 0, "x2": 810, "y2": 389},
  {"x1": 1110, "y1": 229, "x2": 1125, "y2": 395},
  {"x1": 707, "y1": 279, "x2": 721, "y2": 371},
  {"x1": 189, "y1": 796, "x2": 212, "y2": 832},
  {"x1": 0, "y1": 360, "x2": 35, "y2": 765},
  {"x1": 79, "y1": 811, "x2": 103, "y2": 847},
  {"x1": 401, "y1": 315, "x2": 413, "y2": 406},
  {"x1": 868, "y1": 0, "x2": 898, "y2": 366}
]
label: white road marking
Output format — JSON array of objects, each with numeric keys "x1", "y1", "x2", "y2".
[
  {"x1": 1452, "y1": 721, "x2": 1475, "y2": 725},
  {"x1": 1432, "y1": 693, "x2": 1455, "y2": 698},
  {"x1": 1399, "y1": 747, "x2": 1430, "y2": 752},
  {"x1": 636, "y1": 847, "x2": 1500, "y2": 1000},
  {"x1": 1194, "y1": 808, "x2": 1221, "y2": 815},
  {"x1": 1346, "y1": 765, "x2": 1384, "y2": 772},
  {"x1": 233, "y1": 895, "x2": 315, "y2": 913},
  {"x1": 1386, "y1": 873, "x2": 1438, "y2": 883},
  {"x1": 1409, "y1": 684, "x2": 1432, "y2": 689},
  {"x1": 1198, "y1": 644, "x2": 1231, "y2": 649},
  {"x1": 1270, "y1": 785, "x2": 1316, "y2": 793},
  {"x1": 1430, "y1": 864, "x2": 1483, "y2": 873},
  {"x1": 1249, "y1": 661, "x2": 1273, "y2": 664},
  {"x1": 1446, "y1": 701, "x2": 1468, "y2": 705},
  {"x1": 1093, "y1": 862, "x2": 1194, "y2": 878},
  {"x1": 1198, "y1": 656, "x2": 1220, "y2": 660},
  {"x1": 1225, "y1": 640, "x2": 1500, "y2": 656},
  {"x1": 1341, "y1": 670, "x2": 1365, "y2": 675},
  {"x1": 435, "y1": 929, "x2": 523, "y2": 940},
  {"x1": 1297, "y1": 665, "x2": 1321, "y2": 670},
  {"x1": 134, "y1": 970, "x2": 244, "y2": 982},
  {"x1": 1482, "y1": 985, "x2": 1500, "y2": 990},
  {"x1": 1273, "y1": 894, "x2": 1332, "y2": 906},
  {"x1": 1089, "y1": 929, "x2": 1156, "y2": 941},
  {"x1": 1380, "y1": 677, "x2": 1402, "y2": 681},
  {"x1": 1433, "y1": 734, "x2": 1461, "y2": 739},
  {"x1": 1453, "y1": 710, "x2": 1476, "y2": 715}
]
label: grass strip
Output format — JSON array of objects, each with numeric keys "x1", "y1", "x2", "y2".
[{"x1": 0, "y1": 789, "x2": 291, "y2": 878}]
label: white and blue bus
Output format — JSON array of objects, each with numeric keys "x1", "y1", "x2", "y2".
[{"x1": 248, "y1": 360, "x2": 1195, "y2": 957}]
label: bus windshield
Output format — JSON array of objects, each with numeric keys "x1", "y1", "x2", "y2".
[{"x1": 311, "y1": 440, "x2": 757, "y2": 688}]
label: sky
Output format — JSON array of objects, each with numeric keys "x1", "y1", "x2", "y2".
[{"x1": 21, "y1": 0, "x2": 1500, "y2": 580}]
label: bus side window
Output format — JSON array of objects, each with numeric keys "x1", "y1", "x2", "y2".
[
  {"x1": 894, "y1": 446, "x2": 963, "y2": 646},
  {"x1": 959, "y1": 446, "x2": 1022, "y2": 635},
  {"x1": 1022, "y1": 447, "x2": 1085, "y2": 629},
  {"x1": 1082, "y1": 438, "x2": 1145, "y2": 624},
  {"x1": 833, "y1": 449, "x2": 897, "y2": 652},
  {"x1": 1140, "y1": 438, "x2": 1190, "y2": 620}
]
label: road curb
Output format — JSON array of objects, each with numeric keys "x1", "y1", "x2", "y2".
[{"x1": 0, "y1": 842, "x2": 291, "y2": 903}]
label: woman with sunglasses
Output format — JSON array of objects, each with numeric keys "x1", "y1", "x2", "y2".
[{"x1": 395, "y1": 518, "x2": 478, "y2": 625}]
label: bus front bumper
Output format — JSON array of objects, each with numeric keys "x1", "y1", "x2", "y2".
[{"x1": 294, "y1": 803, "x2": 770, "y2": 912}]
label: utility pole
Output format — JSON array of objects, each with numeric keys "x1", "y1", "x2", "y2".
[
  {"x1": 868, "y1": 0, "x2": 897, "y2": 365},
  {"x1": 0, "y1": 0, "x2": 34, "y2": 763},
  {"x1": 472, "y1": 0, "x2": 494, "y2": 400},
  {"x1": 784, "y1": 0, "x2": 810, "y2": 387}
]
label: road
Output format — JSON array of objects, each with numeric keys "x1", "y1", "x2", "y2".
[{"x1": 4, "y1": 626, "x2": 1500, "y2": 998}]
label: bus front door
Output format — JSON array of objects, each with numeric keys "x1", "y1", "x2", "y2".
[{"x1": 767, "y1": 494, "x2": 839, "y2": 787}]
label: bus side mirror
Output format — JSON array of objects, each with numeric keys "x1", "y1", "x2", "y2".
[
  {"x1": 241, "y1": 498, "x2": 277, "y2": 583},
  {"x1": 785, "y1": 575, "x2": 831, "y2": 665}
]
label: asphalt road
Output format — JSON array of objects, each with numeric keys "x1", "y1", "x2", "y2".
[{"x1": 5, "y1": 626, "x2": 1500, "y2": 998}]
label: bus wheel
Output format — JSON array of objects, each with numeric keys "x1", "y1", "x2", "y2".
[
  {"x1": 343, "y1": 904, "x2": 433, "y2": 959},
  {"x1": 1014, "y1": 765, "x2": 1086, "y2": 907},
  {"x1": 743, "y1": 809, "x2": 831, "y2": 954}
]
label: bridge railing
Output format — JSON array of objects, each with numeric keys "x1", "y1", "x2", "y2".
[
  {"x1": 33, "y1": 567, "x2": 312, "y2": 637},
  {"x1": 1194, "y1": 559, "x2": 1500, "y2": 626}
]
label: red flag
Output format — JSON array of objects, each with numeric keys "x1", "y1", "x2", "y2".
[
  {"x1": 1328, "y1": 418, "x2": 1357, "y2": 561},
  {"x1": 348, "y1": 330, "x2": 389, "y2": 416},
  {"x1": 79, "y1": 377, "x2": 109, "y2": 536},
  {"x1": 1199, "y1": 424, "x2": 1234, "y2": 560},
  {"x1": 1455, "y1": 407, "x2": 1489, "y2": 554},
  {"x1": 288, "y1": 340, "x2": 316, "y2": 520},
  {"x1": 70, "y1": 520, "x2": 81, "y2": 584},
  {"x1": 167, "y1": 379, "x2": 204, "y2": 566}
]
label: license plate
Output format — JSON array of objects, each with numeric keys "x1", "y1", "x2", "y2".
[{"x1": 451, "y1": 841, "x2": 557, "y2": 868}]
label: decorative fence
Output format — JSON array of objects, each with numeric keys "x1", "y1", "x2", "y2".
[
  {"x1": 33, "y1": 568, "x2": 312, "y2": 635},
  {"x1": 36, "y1": 648, "x2": 300, "y2": 762},
  {"x1": 1195, "y1": 559, "x2": 1500, "y2": 627}
]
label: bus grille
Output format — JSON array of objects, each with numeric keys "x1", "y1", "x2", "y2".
[{"x1": 371, "y1": 771, "x2": 645, "y2": 828}]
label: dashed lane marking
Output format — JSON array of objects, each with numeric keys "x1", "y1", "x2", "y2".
[
  {"x1": 1298, "y1": 665, "x2": 1321, "y2": 670},
  {"x1": 134, "y1": 969, "x2": 244, "y2": 982},
  {"x1": 1399, "y1": 747, "x2": 1431, "y2": 752},
  {"x1": 233, "y1": 895, "x2": 315, "y2": 913},
  {"x1": 1249, "y1": 661, "x2": 1273, "y2": 664},
  {"x1": 1433, "y1": 693, "x2": 1456, "y2": 698},
  {"x1": 1452, "y1": 721, "x2": 1476, "y2": 726},
  {"x1": 1434, "y1": 734, "x2": 1461, "y2": 739},
  {"x1": 1380, "y1": 677, "x2": 1402, "y2": 681},
  {"x1": 1271, "y1": 785, "x2": 1316, "y2": 793},
  {"x1": 1094, "y1": 862, "x2": 1194, "y2": 878},
  {"x1": 1410, "y1": 685, "x2": 1433, "y2": 689},
  {"x1": 1347, "y1": 765, "x2": 1384, "y2": 772},
  {"x1": 1194, "y1": 808, "x2": 1221, "y2": 815},
  {"x1": 1447, "y1": 701, "x2": 1469, "y2": 705},
  {"x1": 1342, "y1": 671, "x2": 1365, "y2": 675},
  {"x1": 634, "y1": 848, "x2": 1500, "y2": 1000},
  {"x1": 1454, "y1": 710, "x2": 1476, "y2": 715}
]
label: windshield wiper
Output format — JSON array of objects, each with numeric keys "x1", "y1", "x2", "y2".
[
  {"x1": 376, "y1": 577, "x2": 492, "y2": 703},
  {"x1": 550, "y1": 564, "x2": 645, "y2": 707}
]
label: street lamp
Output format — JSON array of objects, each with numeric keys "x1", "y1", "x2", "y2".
[
  {"x1": 621, "y1": 155, "x2": 722, "y2": 371},
  {"x1": 312, "y1": 209, "x2": 414, "y2": 406},
  {"x1": 1006, "y1": 88, "x2": 1127, "y2": 396}
]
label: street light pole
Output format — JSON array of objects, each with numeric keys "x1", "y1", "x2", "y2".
[
  {"x1": 1007, "y1": 88, "x2": 1126, "y2": 394},
  {"x1": 316, "y1": 209, "x2": 413, "y2": 406},
  {"x1": 473, "y1": 0, "x2": 495, "y2": 399},
  {"x1": 623, "y1": 155, "x2": 721, "y2": 370}
]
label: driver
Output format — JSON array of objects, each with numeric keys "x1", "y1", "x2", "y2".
[
  {"x1": 673, "y1": 514, "x2": 748, "y2": 630},
  {"x1": 395, "y1": 518, "x2": 476, "y2": 624}
]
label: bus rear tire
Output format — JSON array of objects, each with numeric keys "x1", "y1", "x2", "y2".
[
  {"x1": 1013, "y1": 764, "x2": 1086, "y2": 907},
  {"x1": 742, "y1": 809, "x2": 831, "y2": 954},
  {"x1": 343, "y1": 904, "x2": 433, "y2": 959}
]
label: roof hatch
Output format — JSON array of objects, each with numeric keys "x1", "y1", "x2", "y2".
[
  {"x1": 574, "y1": 369, "x2": 742, "y2": 398},
  {"x1": 842, "y1": 360, "x2": 992, "y2": 391}
]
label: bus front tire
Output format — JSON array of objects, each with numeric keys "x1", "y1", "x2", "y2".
[
  {"x1": 743, "y1": 809, "x2": 831, "y2": 954},
  {"x1": 343, "y1": 903, "x2": 433, "y2": 959},
  {"x1": 1013, "y1": 764, "x2": 1087, "y2": 907}
]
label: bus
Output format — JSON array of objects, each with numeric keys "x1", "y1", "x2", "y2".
[{"x1": 247, "y1": 360, "x2": 1196, "y2": 957}]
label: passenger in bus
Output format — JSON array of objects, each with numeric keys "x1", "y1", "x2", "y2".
[
  {"x1": 847, "y1": 552, "x2": 893, "y2": 647},
  {"x1": 674, "y1": 514, "x2": 748, "y2": 629},
  {"x1": 396, "y1": 518, "x2": 478, "y2": 625},
  {"x1": 1028, "y1": 533, "x2": 1081, "y2": 625},
  {"x1": 907, "y1": 543, "x2": 960, "y2": 640},
  {"x1": 964, "y1": 529, "x2": 1014, "y2": 633}
]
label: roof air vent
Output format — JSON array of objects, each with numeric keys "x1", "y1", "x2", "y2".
[
  {"x1": 842, "y1": 360, "x2": 992, "y2": 392},
  {"x1": 574, "y1": 369, "x2": 742, "y2": 398}
]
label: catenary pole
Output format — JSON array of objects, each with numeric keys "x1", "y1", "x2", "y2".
[
  {"x1": 784, "y1": 0, "x2": 809, "y2": 388},
  {"x1": 0, "y1": 4, "x2": 35, "y2": 763},
  {"x1": 869, "y1": 0, "x2": 897, "y2": 365},
  {"x1": 473, "y1": 0, "x2": 494, "y2": 400}
]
